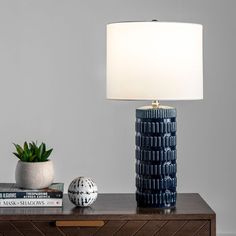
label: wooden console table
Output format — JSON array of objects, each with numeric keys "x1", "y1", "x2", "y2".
[{"x1": 0, "y1": 193, "x2": 215, "y2": 235}]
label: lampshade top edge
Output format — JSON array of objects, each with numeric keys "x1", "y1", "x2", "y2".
[{"x1": 107, "y1": 21, "x2": 203, "y2": 27}]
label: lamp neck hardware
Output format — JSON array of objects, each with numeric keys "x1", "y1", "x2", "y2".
[{"x1": 152, "y1": 100, "x2": 160, "y2": 108}]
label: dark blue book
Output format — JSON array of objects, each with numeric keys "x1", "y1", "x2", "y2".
[{"x1": 0, "y1": 183, "x2": 64, "y2": 199}]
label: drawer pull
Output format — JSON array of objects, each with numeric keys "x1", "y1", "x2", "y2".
[{"x1": 56, "y1": 220, "x2": 105, "y2": 227}]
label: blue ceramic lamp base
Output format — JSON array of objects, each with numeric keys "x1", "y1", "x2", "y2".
[{"x1": 135, "y1": 105, "x2": 177, "y2": 208}]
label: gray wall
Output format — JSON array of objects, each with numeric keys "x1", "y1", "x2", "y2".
[{"x1": 0, "y1": 0, "x2": 235, "y2": 234}]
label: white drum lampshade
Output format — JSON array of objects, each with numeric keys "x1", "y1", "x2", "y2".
[{"x1": 106, "y1": 22, "x2": 203, "y2": 100}]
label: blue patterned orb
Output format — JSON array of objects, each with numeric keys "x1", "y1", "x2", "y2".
[{"x1": 68, "y1": 177, "x2": 98, "y2": 207}]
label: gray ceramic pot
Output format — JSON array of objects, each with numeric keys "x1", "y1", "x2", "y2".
[{"x1": 15, "y1": 160, "x2": 54, "y2": 189}]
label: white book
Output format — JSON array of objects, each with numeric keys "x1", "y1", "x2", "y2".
[{"x1": 0, "y1": 198, "x2": 63, "y2": 207}]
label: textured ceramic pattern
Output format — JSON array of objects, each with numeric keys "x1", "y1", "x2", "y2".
[
  {"x1": 15, "y1": 160, "x2": 54, "y2": 189},
  {"x1": 135, "y1": 107, "x2": 177, "y2": 208},
  {"x1": 68, "y1": 177, "x2": 98, "y2": 207}
]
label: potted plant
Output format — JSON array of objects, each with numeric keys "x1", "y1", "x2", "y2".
[{"x1": 13, "y1": 141, "x2": 54, "y2": 189}]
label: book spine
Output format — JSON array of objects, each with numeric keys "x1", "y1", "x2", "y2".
[
  {"x1": 0, "y1": 198, "x2": 62, "y2": 207},
  {"x1": 0, "y1": 192, "x2": 63, "y2": 199}
]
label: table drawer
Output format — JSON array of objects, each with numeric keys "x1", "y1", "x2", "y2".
[{"x1": 0, "y1": 220, "x2": 211, "y2": 236}]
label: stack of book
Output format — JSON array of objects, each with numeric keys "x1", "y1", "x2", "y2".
[{"x1": 0, "y1": 183, "x2": 63, "y2": 207}]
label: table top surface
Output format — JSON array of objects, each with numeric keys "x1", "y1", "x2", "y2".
[{"x1": 0, "y1": 193, "x2": 215, "y2": 220}]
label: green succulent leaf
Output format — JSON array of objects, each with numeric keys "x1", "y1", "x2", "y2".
[
  {"x1": 13, "y1": 143, "x2": 23, "y2": 156},
  {"x1": 42, "y1": 149, "x2": 53, "y2": 161},
  {"x1": 43, "y1": 143, "x2": 46, "y2": 153},
  {"x1": 13, "y1": 141, "x2": 53, "y2": 162},
  {"x1": 24, "y1": 142, "x2": 29, "y2": 152},
  {"x1": 29, "y1": 143, "x2": 34, "y2": 151},
  {"x1": 13, "y1": 152, "x2": 20, "y2": 159},
  {"x1": 38, "y1": 143, "x2": 44, "y2": 159},
  {"x1": 32, "y1": 141, "x2": 37, "y2": 149},
  {"x1": 29, "y1": 154, "x2": 36, "y2": 162}
]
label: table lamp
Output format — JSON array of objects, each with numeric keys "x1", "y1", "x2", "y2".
[{"x1": 106, "y1": 21, "x2": 203, "y2": 208}]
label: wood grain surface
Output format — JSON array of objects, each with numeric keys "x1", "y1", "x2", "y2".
[{"x1": 0, "y1": 220, "x2": 211, "y2": 236}]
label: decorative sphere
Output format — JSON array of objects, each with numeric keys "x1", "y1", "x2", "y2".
[{"x1": 68, "y1": 177, "x2": 98, "y2": 207}]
